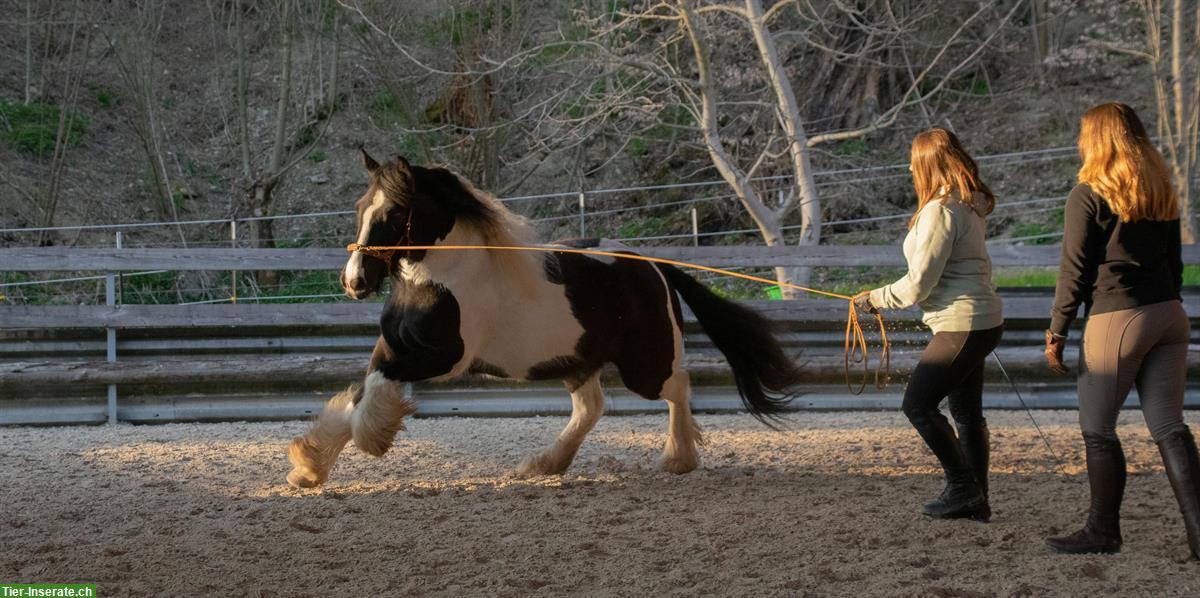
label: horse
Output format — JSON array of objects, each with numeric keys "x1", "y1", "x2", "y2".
[{"x1": 285, "y1": 150, "x2": 805, "y2": 488}]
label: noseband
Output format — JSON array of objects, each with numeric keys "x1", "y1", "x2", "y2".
[{"x1": 347, "y1": 207, "x2": 415, "y2": 277}]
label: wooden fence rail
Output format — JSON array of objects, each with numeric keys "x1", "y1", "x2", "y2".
[
  {"x1": 3, "y1": 245, "x2": 1199, "y2": 425},
  {"x1": 10, "y1": 244, "x2": 1200, "y2": 271}
]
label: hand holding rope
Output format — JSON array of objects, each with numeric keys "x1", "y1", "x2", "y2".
[{"x1": 348, "y1": 243, "x2": 892, "y2": 394}]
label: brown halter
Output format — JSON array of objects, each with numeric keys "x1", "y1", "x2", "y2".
[{"x1": 348, "y1": 207, "x2": 415, "y2": 277}]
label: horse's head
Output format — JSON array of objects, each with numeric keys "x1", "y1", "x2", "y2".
[
  {"x1": 342, "y1": 149, "x2": 525, "y2": 299},
  {"x1": 341, "y1": 150, "x2": 457, "y2": 299}
]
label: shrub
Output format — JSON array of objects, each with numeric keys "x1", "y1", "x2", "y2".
[{"x1": 0, "y1": 99, "x2": 88, "y2": 158}]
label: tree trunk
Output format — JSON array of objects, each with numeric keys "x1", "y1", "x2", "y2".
[
  {"x1": 746, "y1": 0, "x2": 821, "y2": 294},
  {"x1": 326, "y1": 5, "x2": 340, "y2": 112},
  {"x1": 253, "y1": 182, "x2": 280, "y2": 286},
  {"x1": 252, "y1": 0, "x2": 294, "y2": 286},
  {"x1": 1169, "y1": 0, "x2": 1196, "y2": 243},
  {"x1": 236, "y1": 0, "x2": 252, "y2": 185},
  {"x1": 36, "y1": 1, "x2": 88, "y2": 246},
  {"x1": 24, "y1": 0, "x2": 34, "y2": 104},
  {"x1": 1030, "y1": 0, "x2": 1048, "y2": 82},
  {"x1": 266, "y1": 2, "x2": 293, "y2": 186}
]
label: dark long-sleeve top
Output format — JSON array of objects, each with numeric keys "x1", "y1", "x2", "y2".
[{"x1": 1049, "y1": 183, "x2": 1183, "y2": 336}]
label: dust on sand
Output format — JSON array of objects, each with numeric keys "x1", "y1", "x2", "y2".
[{"x1": 1, "y1": 410, "x2": 1198, "y2": 597}]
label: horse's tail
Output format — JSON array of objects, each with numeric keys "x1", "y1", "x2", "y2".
[{"x1": 659, "y1": 264, "x2": 803, "y2": 425}]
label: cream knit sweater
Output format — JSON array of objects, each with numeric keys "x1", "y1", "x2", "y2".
[{"x1": 868, "y1": 192, "x2": 1004, "y2": 333}]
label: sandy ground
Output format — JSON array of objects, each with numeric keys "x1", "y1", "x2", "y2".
[{"x1": 2, "y1": 410, "x2": 1199, "y2": 597}]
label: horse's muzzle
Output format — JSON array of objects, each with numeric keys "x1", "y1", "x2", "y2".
[{"x1": 340, "y1": 269, "x2": 375, "y2": 300}]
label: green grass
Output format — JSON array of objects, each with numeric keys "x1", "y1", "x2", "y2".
[
  {"x1": 628, "y1": 137, "x2": 648, "y2": 157},
  {"x1": 833, "y1": 138, "x2": 869, "y2": 156},
  {"x1": 1, "y1": 266, "x2": 360, "y2": 306},
  {"x1": 95, "y1": 88, "x2": 116, "y2": 108},
  {"x1": 250, "y1": 270, "x2": 344, "y2": 303},
  {"x1": 0, "y1": 99, "x2": 88, "y2": 158},
  {"x1": 371, "y1": 90, "x2": 407, "y2": 125},
  {"x1": 419, "y1": 5, "x2": 510, "y2": 48},
  {"x1": 617, "y1": 216, "x2": 665, "y2": 238},
  {"x1": 992, "y1": 265, "x2": 1200, "y2": 287},
  {"x1": 992, "y1": 268, "x2": 1057, "y2": 287},
  {"x1": 971, "y1": 77, "x2": 990, "y2": 96}
]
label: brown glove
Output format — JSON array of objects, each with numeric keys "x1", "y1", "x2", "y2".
[
  {"x1": 852, "y1": 291, "x2": 878, "y2": 315},
  {"x1": 1045, "y1": 330, "x2": 1069, "y2": 375}
]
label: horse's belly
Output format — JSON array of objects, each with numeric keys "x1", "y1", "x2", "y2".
[{"x1": 474, "y1": 298, "x2": 584, "y2": 380}]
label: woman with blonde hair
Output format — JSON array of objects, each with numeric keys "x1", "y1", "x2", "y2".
[
  {"x1": 855, "y1": 129, "x2": 1004, "y2": 521},
  {"x1": 1045, "y1": 102, "x2": 1198, "y2": 558}
]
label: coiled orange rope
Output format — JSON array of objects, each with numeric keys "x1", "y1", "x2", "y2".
[{"x1": 348, "y1": 243, "x2": 890, "y2": 394}]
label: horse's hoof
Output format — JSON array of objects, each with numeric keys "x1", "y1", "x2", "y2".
[
  {"x1": 287, "y1": 468, "x2": 323, "y2": 489},
  {"x1": 659, "y1": 455, "x2": 698, "y2": 475},
  {"x1": 515, "y1": 453, "x2": 568, "y2": 478}
]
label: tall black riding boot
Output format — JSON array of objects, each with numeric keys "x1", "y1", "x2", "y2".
[
  {"x1": 909, "y1": 410, "x2": 989, "y2": 521},
  {"x1": 957, "y1": 418, "x2": 990, "y2": 499},
  {"x1": 1156, "y1": 427, "x2": 1200, "y2": 560},
  {"x1": 1046, "y1": 434, "x2": 1125, "y2": 554}
]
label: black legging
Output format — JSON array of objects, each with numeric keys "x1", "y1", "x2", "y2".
[
  {"x1": 903, "y1": 325, "x2": 1004, "y2": 485},
  {"x1": 903, "y1": 325, "x2": 1004, "y2": 425}
]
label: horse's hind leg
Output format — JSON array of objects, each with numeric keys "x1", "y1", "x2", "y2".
[
  {"x1": 287, "y1": 384, "x2": 360, "y2": 488},
  {"x1": 660, "y1": 369, "x2": 703, "y2": 474},
  {"x1": 516, "y1": 375, "x2": 605, "y2": 477}
]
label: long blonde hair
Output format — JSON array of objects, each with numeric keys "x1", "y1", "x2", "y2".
[
  {"x1": 1077, "y1": 102, "x2": 1178, "y2": 222},
  {"x1": 908, "y1": 128, "x2": 994, "y2": 228}
]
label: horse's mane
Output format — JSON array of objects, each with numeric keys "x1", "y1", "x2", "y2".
[
  {"x1": 442, "y1": 169, "x2": 536, "y2": 248},
  {"x1": 417, "y1": 165, "x2": 541, "y2": 294}
]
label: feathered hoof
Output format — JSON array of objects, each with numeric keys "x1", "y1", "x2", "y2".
[
  {"x1": 352, "y1": 430, "x2": 395, "y2": 458},
  {"x1": 286, "y1": 437, "x2": 328, "y2": 488},
  {"x1": 659, "y1": 453, "x2": 699, "y2": 475},
  {"x1": 287, "y1": 467, "x2": 324, "y2": 489},
  {"x1": 514, "y1": 452, "x2": 571, "y2": 478}
]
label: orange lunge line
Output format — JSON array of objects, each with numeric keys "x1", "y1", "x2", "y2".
[{"x1": 347, "y1": 242, "x2": 890, "y2": 394}]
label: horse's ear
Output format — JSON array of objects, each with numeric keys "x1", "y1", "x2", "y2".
[
  {"x1": 360, "y1": 148, "x2": 380, "y2": 172},
  {"x1": 395, "y1": 155, "x2": 411, "y2": 175}
]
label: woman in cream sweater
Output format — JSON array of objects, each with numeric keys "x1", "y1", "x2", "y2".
[{"x1": 855, "y1": 128, "x2": 1004, "y2": 521}]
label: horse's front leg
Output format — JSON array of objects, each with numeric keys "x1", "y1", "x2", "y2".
[
  {"x1": 287, "y1": 337, "x2": 404, "y2": 487},
  {"x1": 351, "y1": 325, "x2": 471, "y2": 457},
  {"x1": 350, "y1": 368, "x2": 418, "y2": 457},
  {"x1": 287, "y1": 383, "x2": 360, "y2": 488},
  {"x1": 517, "y1": 374, "x2": 605, "y2": 476}
]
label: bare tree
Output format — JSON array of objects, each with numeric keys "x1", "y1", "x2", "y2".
[
  {"x1": 1143, "y1": 0, "x2": 1199, "y2": 243},
  {"x1": 339, "y1": 0, "x2": 1021, "y2": 293},
  {"x1": 594, "y1": 0, "x2": 1022, "y2": 293},
  {"x1": 228, "y1": 0, "x2": 342, "y2": 284},
  {"x1": 24, "y1": 0, "x2": 35, "y2": 104},
  {"x1": 107, "y1": 1, "x2": 179, "y2": 222},
  {"x1": 341, "y1": 0, "x2": 649, "y2": 196},
  {"x1": 1028, "y1": 0, "x2": 1070, "y2": 83},
  {"x1": 36, "y1": 0, "x2": 93, "y2": 246},
  {"x1": 1085, "y1": 0, "x2": 1200, "y2": 243}
]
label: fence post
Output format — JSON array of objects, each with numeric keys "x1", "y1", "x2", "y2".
[
  {"x1": 230, "y1": 219, "x2": 238, "y2": 304},
  {"x1": 691, "y1": 208, "x2": 699, "y2": 246},
  {"x1": 578, "y1": 192, "x2": 586, "y2": 238},
  {"x1": 115, "y1": 231, "x2": 124, "y2": 305},
  {"x1": 105, "y1": 232, "x2": 120, "y2": 425}
]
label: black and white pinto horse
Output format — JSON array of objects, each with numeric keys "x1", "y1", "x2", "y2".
[{"x1": 286, "y1": 151, "x2": 804, "y2": 488}]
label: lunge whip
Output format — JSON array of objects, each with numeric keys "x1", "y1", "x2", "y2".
[{"x1": 990, "y1": 351, "x2": 1071, "y2": 477}]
